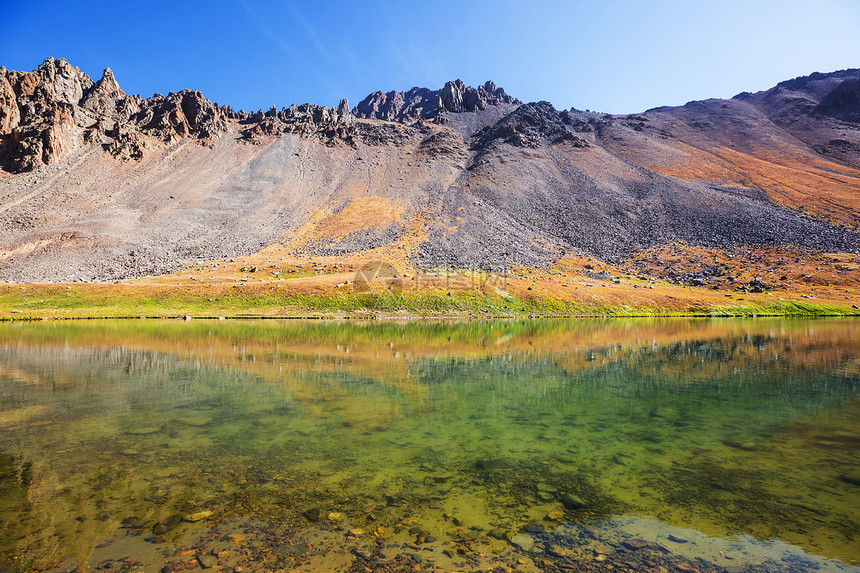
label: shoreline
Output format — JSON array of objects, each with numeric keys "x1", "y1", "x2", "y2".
[
  {"x1": 3, "y1": 307, "x2": 859, "y2": 321},
  {"x1": 3, "y1": 264, "x2": 859, "y2": 320}
]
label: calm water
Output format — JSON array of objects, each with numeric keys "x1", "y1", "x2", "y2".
[{"x1": 0, "y1": 318, "x2": 858, "y2": 572}]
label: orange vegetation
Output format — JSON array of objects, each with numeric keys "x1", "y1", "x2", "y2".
[{"x1": 647, "y1": 145, "x2": 860, "y2": 229}]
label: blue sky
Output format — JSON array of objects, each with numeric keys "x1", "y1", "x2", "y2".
[{"x1": 2, "y1": 0, "x2": 859, "y2": 114}]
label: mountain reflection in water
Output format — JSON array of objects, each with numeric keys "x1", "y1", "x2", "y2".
[{"x1": 0, "y1": 318, "x2": 858, "y2": 572}]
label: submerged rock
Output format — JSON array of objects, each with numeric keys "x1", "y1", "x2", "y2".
[
  {"x1": 623, "y1": 538, "x2": 649, "y2": 550},
  {"x1": 488, "y1": 528, "x2": 507, "y2": 540},
  {"x1": 817, "y1": 431, "x2": 860, "y2": 443},
  {"x1": 127, "y1": 427, "x2": 160, "y2": 435},
  {"x1": 723, "y1": 439, "x2": 759, "y2": 451},
  {"x1": 839, "y1": 471, "x2": 860, "y2": 486},
  {"x1": 561, "y1": 493, "x2": 587, "y2": 509},
  {"x1": 510, "y1": 534, "x2": 534, "y2": 551},
  {"x1": 153, "y1": 514, "x2": 182, "y2": 535},
  {"x1": 174, "y1": 416, "x2": 213, "y2": 427},
  {"x1": 182, "y1": 510, "x2": 213, "y2": 522},
  {"x1": 475, "y1": 458, "x2": 516, "y2": 471},
  {"x1": 276, "y1": 544, "x2": 307, "y2": 557},
  {"x1": 536, "y1": 482, "x2": 557, "y2": 493},
  {"x1": 121, "y1": 516, "x2": 144, "y2": 529}
]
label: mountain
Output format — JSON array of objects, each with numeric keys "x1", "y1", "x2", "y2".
[{"x1": 0, "y1": 57, "x2": 858, "y2": 283}]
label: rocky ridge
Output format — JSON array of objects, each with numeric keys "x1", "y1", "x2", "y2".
[
  {"x1": 0, "y1": 58, "x2": 367, "y2": 172},
  {"x1": 0, "y1": 60, "x2": 519, "y2": 172},
  {"x1": 732, "y1": 68, "x2": 860, "y2": 168}
]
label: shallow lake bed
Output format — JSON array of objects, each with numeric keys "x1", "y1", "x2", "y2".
[{"x1": 0, "y1": 318, "x2": 858, "y2": 572}]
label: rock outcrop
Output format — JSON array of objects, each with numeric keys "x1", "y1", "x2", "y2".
[
  {"x1": 353, "y1": 87, "x2": 434, "y2": 121},
  {"x1": 815, "y1": 79, "x2": 860, "y2": 123},
  {"x1": 440, "y1": 79, "x2": 516, "y2": 113},
  {"x1": 353, "y1": 80, "x2": 520, "y2": 121},
  {"x1": 239, "y1": 99, "x2": 354, "y2": 146},
  {"x1": 0, "y1": 72, "x2": 20, "y2": 134},
  {"x1": 105, "y1": 122, "x2": 145, "y2": 161},
  {"x1": 0, "y1": 58, "x2": 233, "y2": 171},
  {"x1": 134, "y1": 89, "x2": 227, "y2": 143},
  {"x1": 472, "y1": 101, "x2": 591, "y2": 150},
  {"x1": 0, "y1": 57, "x2": 89, "y2": 171}
]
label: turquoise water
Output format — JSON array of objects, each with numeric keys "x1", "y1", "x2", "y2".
[{"x1": 0, "y1": 319, "x2": 858, "y2": 572}]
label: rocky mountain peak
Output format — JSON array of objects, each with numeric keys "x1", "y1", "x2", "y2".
[
  {"x1": 353, "y1": 79, "x2": 521, "y2": 122},
  {"x1": 94, "y1": 68, "x2": 123, "y2": 97},
  {"x1": 0, "y1": 59, "x2": 236, "y2": 171},
  {"x1": 30, "y1": 57, "x2": 94, "y2": 106},
  {"x1": 336, "y1": 98, "x2": 350, "y2": 117},
  {"x1": 1, "y1": 59, "x2": 859, "y2": 283},
  {"x1": 1, "y1": 58, "x2": 529, "y2": 172},
  {"x1": 0, "y1": 58, "x2": 94, "y2": 171},
  {"x1": 81, "y1": 67, "x2": 134, "y2": 118},
  {"x1": 440, "y1": 78, "x2": 517, "y2": 114}
]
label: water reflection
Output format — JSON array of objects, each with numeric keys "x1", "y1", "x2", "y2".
[{"x1": 0, "y1": 318, "x2": 858, "y2": 571}]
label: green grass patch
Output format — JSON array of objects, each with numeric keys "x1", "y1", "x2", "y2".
[{"x1": 0, "y1": 284, "x2": 858, "y2": 320}]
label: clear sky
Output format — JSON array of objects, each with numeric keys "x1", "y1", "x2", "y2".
[{"x1": 2, "y1": 0, "x2": 859, "y2": 114}]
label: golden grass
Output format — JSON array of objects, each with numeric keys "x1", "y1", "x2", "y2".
[{"x1": 646, "y1": 145, "x2": 860, "y2": 228}]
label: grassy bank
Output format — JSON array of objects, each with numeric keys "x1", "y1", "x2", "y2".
[{"x1": 1, "y1": 282, "x2": 857, "y2": 320}]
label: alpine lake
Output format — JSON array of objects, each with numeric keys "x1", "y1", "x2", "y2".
[{"x1": 0, "y1": 318, "x2": 858, "y2": 573}]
